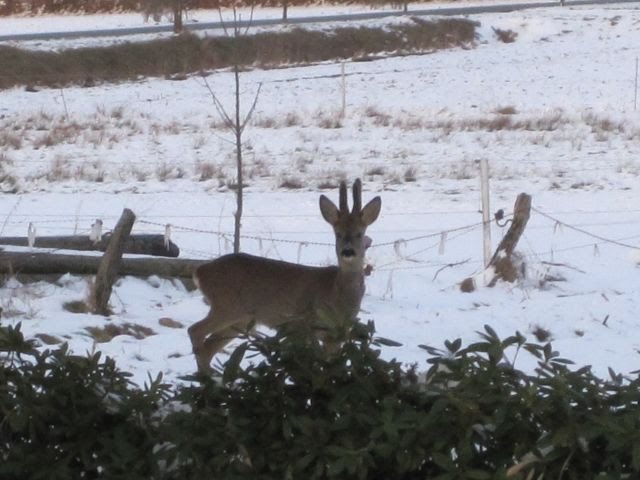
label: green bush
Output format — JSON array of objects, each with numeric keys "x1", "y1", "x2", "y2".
[
  {"x1": 2, "y1": 319, "x2": 640, "y2": 479},
  {"x1": 161, "y1": 321, "x2": 419, "y2": 479},
  {"x1": 0, "y1": 323, "x2": 170, "y2": 480}
]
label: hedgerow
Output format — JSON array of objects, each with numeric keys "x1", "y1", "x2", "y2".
[
  {"x1": 0, "y1": 17, "x2": 477, "y2": 90},
  {"x1": 1, "y1": 319, "x2": 639, "y2": 479}
]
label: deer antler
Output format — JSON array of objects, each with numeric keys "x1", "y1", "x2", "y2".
[
  {"x1": 339, "y1": 180, "x2": 348, "y2": 213},
  {"x1": 352, "y1": 179, "x2": 362, "y2": 213}
]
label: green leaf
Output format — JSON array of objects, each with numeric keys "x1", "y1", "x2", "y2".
[
  {"x1": 419, "y1": 344, "x2": 443, "y2": 356},
  {"x1": 465, "y1": 469, "x2": 492, "y2": 479},
  {"x1": 445, "y1": 338, "x2": 462, "y2": 353},
  {"x1": 632, "y1": 442, "x2": 640, "y2": 471},
  {"x1": 222, "y1": 343, "x2": 248, "y2": 383},
  {"x1": 374, "y1": 336, "x2": 403, "y2": 347},
  {"x1": 295, "y1": 453, "x2": 316, "y2": 472},
  {"x1": 483, "y1": 324, "x2": 498, "y2": 339},
  {"x1": 326, "y1": 457, "x2": 345, "y2": 477}
]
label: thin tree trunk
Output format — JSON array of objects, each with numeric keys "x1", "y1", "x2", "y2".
[
  {"x1": 233, "y1": 63, "x2": 243, "y2": 254},
  {"x1": 173, "y1": 0, "x2": 183, "y2": 33}
]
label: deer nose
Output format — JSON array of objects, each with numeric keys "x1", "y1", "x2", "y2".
[{"x1": 341, "y1": 248, "x2": 356, "y2": 258}]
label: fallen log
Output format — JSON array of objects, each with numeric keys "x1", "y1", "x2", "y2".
[
  {"x1": 0, "y1": 250, "x2": 205, "y2": 279},
  {"x1": 0, "y1": 234, "x2": 179, "y2": 258}
]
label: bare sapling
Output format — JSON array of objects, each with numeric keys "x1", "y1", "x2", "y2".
[
  {"x1": 205, "y1": 6, "x2": 261, "y2": 254},
  {"x1": 188, "y1": 179, "x2": 382, "y2": 372}
]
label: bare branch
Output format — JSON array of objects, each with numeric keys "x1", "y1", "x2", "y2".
[
  {"x1": 232, "y1": 7, "x2": 240, "y2": 38},
  {"x1": 201, "y1": 74, "x2": 235, "y2": 131},
  {"x1": 217, "y1": 6, "x2": 230, "y2": 37},
  {"x1": 240, "y1": 82, "x2": 263, "y2": 133},
  {"x1": 243, "y1": 3, "x2": 256, "y2": 36}
]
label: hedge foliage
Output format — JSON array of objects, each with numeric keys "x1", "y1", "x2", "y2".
[
  {"x1": 2, "y1": 0, "x2": 406, "y2": 15},
  {"x1": 0, "y1": 17, "x2": 477, "y2": 90},
  {"x1": 2, "y1": 319, "x2": 640, "y2": 479}
]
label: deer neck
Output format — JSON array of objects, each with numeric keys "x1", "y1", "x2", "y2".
[{"x1": 332, "y1": 266, "x2": 365, "y2": 314}]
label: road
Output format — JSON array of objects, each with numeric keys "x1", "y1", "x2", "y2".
[{"x1": 0, "y1": 0, "x2": 638, "y2": 42}]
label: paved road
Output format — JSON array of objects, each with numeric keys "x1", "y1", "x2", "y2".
[{"x1": 0, "y1": 0, "x2": 638, "y2": 42}]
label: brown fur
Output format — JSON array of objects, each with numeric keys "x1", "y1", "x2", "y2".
[{"x1": 188, "y1": 179, "x2": 381, "y2": 372}]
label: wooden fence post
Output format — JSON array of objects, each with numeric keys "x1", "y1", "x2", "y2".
[
  {"x1": 460, "y1": 193, "x2": 531, "y2": 292},
  {"x1": 479, "y1": 158, "x2": 492, "y2": 267},
  {"x1": 486, "y1": 192, "x2": 531, "y2": 286},
  {"x1": 92, "y1": 208, "x2": 136, "y2": 315}
]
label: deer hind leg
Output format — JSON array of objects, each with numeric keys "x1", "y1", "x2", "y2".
[
  {"x1": 188, "y1": 310, "x2": 252, "y2": 373},
  {"x1": 200, "y1": 323, "x2": 251, "y2": 366},
  {"x1": 188, "y1": 314, "x2": 217, "y2": 373}
]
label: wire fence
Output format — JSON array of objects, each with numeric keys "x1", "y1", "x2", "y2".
[{"x1": 1, "y1": 202, "x2": 638, "y2": 275}]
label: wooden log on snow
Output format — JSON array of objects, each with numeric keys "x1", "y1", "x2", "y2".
[
  {"x1": 0, "y1": 234, "x2": 180, "y2": 258},
  {"x1": 0, "y1": 251, "x2": 205, "y2": 279}
]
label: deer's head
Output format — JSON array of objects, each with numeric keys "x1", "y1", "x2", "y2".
[{"x1": 319, "y1": 179, "x2": 381, "y2": 272}]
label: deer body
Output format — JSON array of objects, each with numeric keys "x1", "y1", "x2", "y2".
[{"x1": 188, "y1": 180, "x2": 381, "y2": 372}]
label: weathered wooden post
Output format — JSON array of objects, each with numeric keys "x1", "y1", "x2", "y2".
[
  {"x1": 460, "y1": 193, "x2": 532, "y2": 292},
  {"x1": 487, "y1": 193, "x2": 531, "y2": 285},
  {"x1": 479, "y1": 158, "x2": 492, "y2": 268},
  {"x1": 91, "y1": 209, "x2": 136, "y2": 315}
]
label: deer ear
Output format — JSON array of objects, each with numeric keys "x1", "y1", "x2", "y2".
[
  {"x1": 319, "y1": 195, "x2": 339, "y2": 225},
  {"x1": 361, "y1": 196, "x2": 381, "y2": 226}
]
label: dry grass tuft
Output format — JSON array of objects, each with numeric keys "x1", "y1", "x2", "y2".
[
  {"x1": 34, "y1": 333, "x2": 63, "y2": 345},
  {"x1": 316, "y1": 111, "x2": 343, "y2": 129},
  {"x1": 0, "y1": 131, "x2": 22, "y2": 149},
  {"x1": 364, "y1": 106, "x2": 392, "y2": 127},
  {"x1": 404, "y1": 166, "x2": 418, "y2": 182},
  {"x1": 531, "y1": 325, "x2": 552, "y2": 342},
  {"x1": 494, "y1": 106, "x2": 517, "y2": 115},
  {"x1": 85, "y1": 322, "x2": 156, "y2": 343},
  {"x1": 156, "y1": 163, "x2": 186, "y2": 181},
  {"x1": 196, "y1": 161, "x2": 222, "y2": 182},
  {"x1": 0, "y1": 154, "x2": 18, "y2": 193},
  {"x1": 63, "y1": 300, "x2": 90, "y2": 314},
  {"x1": 279, "y1": 176, "x2": 304, "y2": 189},
  {"x1": 283, "y1": 112, "x2": 302, "y2": 127},
  {"x1": 46, "y1": 156, "x2": 74, "y2": 181},
  {"x1": 493, "y1": 27, "x2": 518, "y2": 43},
  {"x1": 159, "y1": 317, "x2": 184, "y2": 329},
  {"x1": 365, "y1": 165, "x2": 386, "y2": 177},
  {"x1": 318, "y1": 180, "x2": 339, "y2": 190}
]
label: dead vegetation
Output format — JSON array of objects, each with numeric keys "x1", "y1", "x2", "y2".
[
  {"x1": 63, "y1": 300, "x2": 90, "y2": 314},
  {"x1": 0, "y1": 18, "x2": 477, "y2": 90},
  {"x1": 85, "y1": 322, "x2": 156, "y2": 343},
  {"x1": 1, "y1": 0, "x2": 421, "y2": 15},
  {"x1": 493, "y1": 27, "x2": 518, "y2": 43},
  {"x1": 34, "y1": 332, "x2": 64, "y2": 345}
]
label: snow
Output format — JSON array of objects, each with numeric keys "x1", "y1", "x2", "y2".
[{"x1": 1, "y1": 2, "x2": 640, "y2": 386}]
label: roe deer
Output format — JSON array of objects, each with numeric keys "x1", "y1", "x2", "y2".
[{"x1": 188, "y1": 179, "x2": 381, "y2": 372}]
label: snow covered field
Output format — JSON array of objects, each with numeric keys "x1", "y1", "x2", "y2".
[{"x1": 1, "y1": 2, "x2": 640, "y2": 386}]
